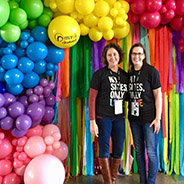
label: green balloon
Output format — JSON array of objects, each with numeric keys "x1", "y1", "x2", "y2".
[
  {"x1": 28, "y1": 19, "x2": 38, "y2": 29},
  {"x1": 43, "y1": 7, "x2": 54, "y2": 19},
  {"x1": 0, "y1": 0, "x2": 10, "y2": 27},
  {"x1": 9, "y1": 1, "x2": 19, "y2": 9},
  {"x1": 38, "y1": 14, "x2": 51, "y2": 27},
  {"x1": 9, "y1": 8, "x2": 27, "y2": 25},
  {"x1": 20, "y1": 0, "x2": 44, "y2": 19},
  {"x1": 0, "y1": 22, "x2": 21, "y2": 43},
  {"x1": 19, "y1": 19, "x2": 28, "y2": 30}
]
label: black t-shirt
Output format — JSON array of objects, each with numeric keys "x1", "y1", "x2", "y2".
[
  {"x1": 128, "y1": 64, "x2": 161, "y2": 123},
  {"x1": 90, "y1": 66, "x2": 129, "y2": 118}
]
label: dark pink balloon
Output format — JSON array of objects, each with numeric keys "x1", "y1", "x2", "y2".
[
  {"x1": 34, "y1": 85, "x2": 44, "y2": 95},
  {"x1": 0, "y1": 94, "x2": 5, "y2": 107},
  {"x1": 127, "y1": 11, "x2": 139, "y2": 24},
  {"x1": 131, "y1": 0, "x2": 146, "y2": 14},
  {"x1": 140, "y1": 11, "x2": 161, "y2": 29},
  {"x1": 170, "y1": 16, "x2": 184, "y2": 31},
  {"x1": 0, "y1": 116, "x2": 14, "y2": 130},
  {"x1": 0, "y1": 107, "x2": 7, "y2": 119},
  {"x1": 26, "y1": 103, "x2": 45, "y2": 121},
  {"x1": 159, "y1": 5, "x2": 167, "y2": 14},
  {"x1": 18, "y1": 95, "x2": 29, "y2": 108},
  {"x1": 8, "y1": 102, "x2": 25, "y2": 118},
  {"x1": 146, "y1": 0, "x2": 162, "y2": 12},
  {"x1": 0, "y1": 137, "x2": 13, "y2": 159},
  {"x1": 176, "y1": 0, "x2": 184, "y2": 16},
  {"x1": 15, "y1": 115, "x2": 32, "y2": 130},
  {"x1": 39, "y1": 78, "x2": 48, "y2": 87},
  {"x1": 28, "y1": 94, "x2": 39, "y2": 103},
  {"x1": 3, "y1": 93, "x2": 16, "y2": 107},
  {"x1": 45, "y1": 94, "x2": 56, "y2": 107},
  {"x1": 166, "y1": 0, "x2": 176, "y2": 10},
  {"x1": 3, "y1": 173, "x2": 21, "y2": 184}
]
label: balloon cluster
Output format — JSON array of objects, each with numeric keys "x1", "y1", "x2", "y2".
[
  {"x1": 0, "y1": 0, "x2": 53, "y2": 43},
  {"x1": 0, "y1": 124, "x2": 67, "y2": 184},
  {"x1": 45, "y1": 0, "x2": 130, "y2": 43},
  {"x1": 0, "y1": 26, "x2": 64, "y2": 95},
  {"x1": 0, "y1": 78, "x2": 56, "y2": 138},
  {"x1": 128, "y1": 0, "x2": 184, "y2": 31}
]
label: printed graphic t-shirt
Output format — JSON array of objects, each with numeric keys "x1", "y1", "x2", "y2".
[{"x1": 90, "y1": 66, "x2": 129, "y2": 118}]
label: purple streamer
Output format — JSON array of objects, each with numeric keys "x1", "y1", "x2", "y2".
[{"x1": 91, "y1": 38, "x2": 106, "y2": 73}]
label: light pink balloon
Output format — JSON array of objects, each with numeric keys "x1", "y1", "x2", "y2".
[
  {"x1": 14, "y1": 165, "x2": 26, "y2": 176},
  {"x1": 3, "y1": 173, "x2": 20, "y2": 184},
  {"x1": 146, "y1": 0, "x2": 162, "y2": 12},
  {"x1": 24, "y1": 136, "x2": 46, "y2": 158},
  {"x1": 0, "y1": 138, "x2": 13, "y2": 159},
  {"x1": 24, "y1": 154, "x2": 65, "y2": 184},
  {"x1": 44, "y1": 136, "x2": 54, "y2": 145},
  {"x1": 0, "y1": 159, "x2": 13, "y2": 176},
  {"x1": 26, "y1": 125, "x2": 43, "y2": 138},
  {"x1": 53, "y1": 141, "x2": 68, "y2": 161},
  {"x1": 42, "y1": 124, "x2": 60, "y2": 138}
]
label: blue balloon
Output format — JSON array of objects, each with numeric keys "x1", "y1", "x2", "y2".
[
  {"x1": 46, "y1": 70, "x2": 54, "y2": 76},
  {"x1": 6, "y1": 83, "x2": 23, "y2": 95},
  {"x1": 22, "y1": 72, "x2": 39, "y2": 88},
  {"x1": 45, "y1": 45, "x2": 64, "y2": 64},
  {"x1": 17, "y1": 57, "x2": 34, "y2": 73},
  {"x1": 20, "y1": 40, "x2": 29, "y2": 48},
  {"x1": 31, "y1": 26, "x2": 48, "y2": 43},
  {"x1": 4, "y1": 68, "x2": 24, "y2": 85},
  {"x1": 3, "y1": 47, "x2": 12, "y2": 55},
  {"x1": 33, "y1": 60, "x2": 46, "y2": 74},
  {"x1": 0, "y1": 66, "x2": 5, "y2": 73},
  {"x1": 53, "y1": 64, "x2": 59, "y2": 72},
  {"x1": 26, "y1": 41, "x2": 48, "y2": 62},
  {"x1": 7, "y1": 43, "x2": 16, "y2": 51},
  {"x1": 20, "y1": 31, "x2": 30, "y2": 41},
  {"x1": 1, "y1": 54, "x2": 18, "y2": 70},
  {"x1": 14, "y1": 46, "x2": 26, "y2": 58},
  {"x1": 46, "y1": 63, "x2": 54, "y2": 70},
  {"x1": 0, "y1": 71, "x2": 5, "y2": 81}
]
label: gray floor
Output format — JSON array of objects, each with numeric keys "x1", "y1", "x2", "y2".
[{"x1": 65, "y1": 173, "x2": 184, "y2": 184}]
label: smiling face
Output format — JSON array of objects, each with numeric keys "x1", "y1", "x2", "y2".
[
  {"x1": 131, "y1": 46, "x2": 145, "y2": 70},
  {"x1": 106, "y1": 48, "x2": 120, "y2": 71}
]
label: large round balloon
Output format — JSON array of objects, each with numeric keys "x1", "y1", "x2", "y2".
[
  {"x1": 56, "y1": 0, "x2": 75, "y2": 14},
  {"x1": 0, "y1": 0, "x2": 10, "y2": 27},
  {"x1": 24, "y1": 154, "x2": 65, "y2": 184},
  {"x1": 48, "y1": 16, "x2": 80, "y2": 48},
  {"x1": 1, "y1": 54, "x2": 18, "y2": 70},
  {"x1": 22, "y1": 72, "x2": 39, "y2": 88},
  {"x1": 6, "y1": 83, "x2": 24, "y2": 95},
  {"x1": 17, "y1": 57, "x2": 34, "y2": 73},
  {"x1": 7, "y1": 101, "x2": 25, "y2": 118}
]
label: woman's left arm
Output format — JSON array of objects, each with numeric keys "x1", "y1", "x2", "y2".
[{"x1": 149, "y1": 87, "x2": 162, "y2": 134}]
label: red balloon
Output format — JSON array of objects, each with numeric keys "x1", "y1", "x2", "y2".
[
  {"x1": 170, "y1": 16, "x2": 184, "y2": 31},
  {"x1": 127, "y1": 11, "x2": 139, "y2": 24},
  {"x1": 181, "y1": 28, "x2": 184, "y2": 37},
  {"x1": 140, "y1": 11, "x2": 161, "y2": 29},
  {"x1": 165, "y1": 9, "x2": 175, "y2": 19},
  {"x1": 146, "y1": 0, "x2": 162, "y2": 12},
  {"x1": 175, "y1": 0, "x2": 184, "y2": 16},
  {"x1": 166, "y1": 0, "x2": 176, "y2": 10},
  {"x1": 131, "y1": 0, "x2": 146, "y2": 14},
  {"x1": 159, "y1": 5, "x2": 167, "y2": 14}
]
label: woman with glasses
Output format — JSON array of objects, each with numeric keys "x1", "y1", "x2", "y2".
[
  {"x1": 128, "y1": 43, "x2": 162, "y2": 184},
  {"x1": 88, "y1": 43, "x2": 129, "y2": 184}
]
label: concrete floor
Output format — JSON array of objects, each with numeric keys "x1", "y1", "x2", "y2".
[{"x1": 65, "y1": 172, "x2": 184, "y2": 184}]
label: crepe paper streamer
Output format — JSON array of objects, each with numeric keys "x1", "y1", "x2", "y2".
[
  {"x1": 148, "y1": 29, "x2": 156, "y2": 67},
  {"x1": 132, "y1": 147, "x2": 138, "y2": 173},
  {"x1": 133, "y1": 23, "x2": 140, "y2": 44}
]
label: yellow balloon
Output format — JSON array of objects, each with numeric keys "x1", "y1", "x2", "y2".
[
  {"x1": 49, "y1": 1, "x2": 57, "y2": 10},
  {"x1": 110, "y1": 8, "x2": 118, "y2": 17},
  {"x1": 98, "y1": 16, "x2": 113, "y2": 32},
  {"x1": 120, "y1": 0, "x2": 129, "y2": 13},
  {"x1": 80, "y1": 23, "x2": 89, "y2": 35},
  {"x1": 56, "y1": 0, "x2": 75, "y2": 14},
  {"x1": 115, "y1": 17, "x2": 125, "y2": 26},
  {"x1": 83, "y1": 13, "x2": 98, "y2": 27},
  {"x1": 113, "y1": 23, "x2": 130, "y2": 39},
  {"x1": 103, "y1": 29, "x2": 114, "y2": 40},
  {"x1": 93, "y1": 0, "x2": 110, "y2": 17},
  {"x1": 104, "y1": 0, "x2": 116, "y2": 6},
  {"x1": 89, "y1": 27, "x2": 102, "y2": 42},
  {"x1": 70, "y1": 11, "x2": 78, "y2": 19},
  {"x1": 114, "y1": 2, "x2": 121, "y2": 9},
  {"x1": 75, "y1": 0, "x2": 95, "y2": 15},
  {"x1": 48, "y1": 15, "x2": 80, "y2": 48}
]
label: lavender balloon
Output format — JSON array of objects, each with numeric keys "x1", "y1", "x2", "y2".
[
  {"x1": 45, "y1": 94, "x2": 56, "y2": 107},
  {"x1": 0, "y1": 94, "x2": 5, "y2": 107},
  {"x1": 0, "y1": 116, "x2": 14, "y2": 130},
  {"x1": 3, "y1": 93, "x2": 16, "y2": 107},
  {"x1": 28, "y1": 94, "x2": 39, "y2": 103},
  {"x1": 43, "y1": 86, "x2": 51, "y2": 97},
  {"x1": 18, "y1": 95, "x2": 29, "y2": 108},
  {"x1": 8, "y1": 101, "x2": 25, "y2": 118},
  {"x1": 42, "y1": 106, "x2": 55, "y2": 122},
  {"x1": 15, "y1": 114, "x2": 32, "y2": 130},
  {"x1": 0, "y1": 107, "x2": 7, "y2": 119},
  {"x1": 39, "y1": 78, "x2": 48, "y2": 87},
  {"x1": 48, "y1": 81, "x2": 55, "y2": 90},
  {"x1": 34, "y1": 85, "x2": 44, "y2": 95},
  {"x1": 25, "y1": 88, "x2": 34, "y2": 96}
]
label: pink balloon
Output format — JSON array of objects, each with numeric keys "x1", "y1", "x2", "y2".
[
  {"x1": 159, "y1": 5, "x2": 167, "y2": 14},
  {"x1": 26, "y1": 125, "x2": 43, "y2": 137},
  {"x1": 18, "y1": 152, "x2": 27, "y2": 161},
  {"x1": 127, "y1": 11, "x2": 139, "y2": 24},
  {"x1": 14, "y1": 165, "x2": 26, "y2": 176},
  {"x1": 181, "y1": 28, "x2": 184, "y2": 37},
  {"x1": 0, "y1": 176, "x2": 3, "y2": 184},
  {"x1": 53, "y1": 141, "x2": 68, "y2": 161},
  {"x1": 24, "y1": 154, "x2": 65, "y2": 184},
  {"x1": 166, "y1": 0, "x2": 176, "y2": 10},
  {"x1": 170, "y1": 16, "x2": 184, "y2": 31},
  {"x1": 146, "y1": 0, "x2": 162, "y2": 12},
  {"x1": 0, "y1": 159, "x2": 13, "y2": 176},
  {"x1": 160, "y1": 9, "x2": 175, "y2": 24},
  {"x1": 13, "y1": 158, "x2": 23, "y2": 168},
  {"x1": 44, "y1": 136, "x2": 54, "y2": 145},
  {"x1": 3, "y1": 173, "x2": 20, "y2": 184},
  {"x1": 176, "y1": 0, "x2": 184, "y2": 16},
  {"x1": 131, "y1": 0, "x2": 146, "y2": 14},
  {"x1": 24, "y1": 136, "x2": 46, "y2": 158},
  {"x1": 140, "y1": 11, "x2": 161, "y2": 29},
  {"x1": 0, "y1": 138, "x2": 13, "y2": 159},
  {"x1": 42, "y1": 124, "x2": 60, "y2": 138}
]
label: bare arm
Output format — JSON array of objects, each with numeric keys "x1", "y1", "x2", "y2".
[{"x1": 149, "y1": 87, "x2": 162, "y2": 134}]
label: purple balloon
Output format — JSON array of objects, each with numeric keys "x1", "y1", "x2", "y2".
[
  {"x1": 18, "y1": 95, "x2": 29, "y2": 108},
  {"x1": 8, "y1": 102, "x2": 25, "y2": 118},
  {"x1": 0, "y1": 94, "x2": 5, "y2": 107},
  {"x1": 15, "y1": 115, "x2": 32, "y2": 130},
  {"x1": 25, "y1": 88, "x2": 34, "y2": 96},
  {"x1": 28, "y1": 94, "x2": 39, "y2": 103},
  {"x1": 3, "y1": 93, "x2": 16, "y2": 107},
  {"x1": 31, "y1": 119, "x2": 42, "y2": 128},
  {"x1": 0, "y1": 107, "x2": 7, "y2": 119},
  {"x1": 39, "y1": 99, "x2": 46, "y2": 106},
  {"x1": 11, "y1": 128, "x2": 27, "y2": 138},
  {"x1": 33, "y1": 85, "x2": 43, "y2": 95},
  {"x1": 43, "y1": 86, "x2": 51, "y2": 97},
  {"x1": 48, "y1": 81, "x2": 55, "y2": 90},
  {"x1": 45, "y1": 94, "x2": 56, "y2": 107},
  {"x1": 0, "y1": 116, "x2": 14, "y2": 130},
  {"x1": 39, "y1": 78, "x2": 48, "y2": 87},
  {"x1": 42, "y1": 106, "x2": 55, "y2": 122},
  {"x1": 26, "y1": 102, "x2": 45, "y2": 121},
  {"x1": 39, "y1": 94, "x2": 44, "y2": 101}
]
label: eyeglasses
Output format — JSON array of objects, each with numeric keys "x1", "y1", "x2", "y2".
[{"x1": 131, "y1": 52, "x2": 144, "y2": 57}]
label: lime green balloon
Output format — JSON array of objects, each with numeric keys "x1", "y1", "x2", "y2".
[
  {"x1": 0, "y1": 22, "x2": 21, "y2": 43},
  {"x1": 0, "y1": 0, "x2": 10, "y2": 27},
  {"x1": 20, "y1": 0, "x2": 44, "y2": 19},
  {"x1": 28, "y1": 19, "x2": 38, "y2": 29},
  {"x1": 38, "y1": 14, "x2": 51, "y2": 27},
  {"x1": 9, "y1": 1, "x2": 19, "y2": 9},
  {"x1": 19, "y1": 19, "x2": 28, "y2": 30},
  {"x1": 9, "y1": 8, "x2": 27, "y2": 25},
  {"x1": 43, "y1": 7, "x2": 54, "y2": 19}
]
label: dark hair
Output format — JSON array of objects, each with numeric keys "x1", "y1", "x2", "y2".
[
  {"x1": 128, "y1": 43, "x2": 148, "y2": 72},
  {"x1": 101, "y1": 43, "x2": 124, "y2": 66}
]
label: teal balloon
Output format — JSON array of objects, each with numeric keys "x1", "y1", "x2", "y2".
[
  {"x1": 22, "y1": 72, "x2": 39, "y2": 88},
  {"x1": 20, "y1": 0, "x2": 44, "y2": 19},
  {"x1": 0, "y1": 22, "x2": 21, "y2": 43},
  {"x1": 4, "y1": 68, "x2": 24, "y2": 85},
  {"x1": 9, "y1": 8, "x2": 27, "y2": 26},
  {"x1": 0, "y1": 0, "x2": 10, "y2": 27}
]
